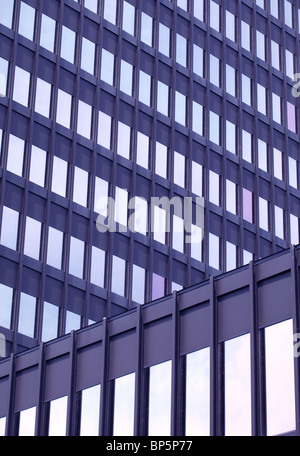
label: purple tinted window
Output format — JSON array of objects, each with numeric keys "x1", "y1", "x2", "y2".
[
  {"x1": 152, "y1": 273, "x2": 165, "y2": 300},
  {"x1": 243, "y1": 189, "x2": 253, "y2": 223}
]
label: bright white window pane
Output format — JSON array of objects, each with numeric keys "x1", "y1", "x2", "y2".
[
  {"x1": 209, "y1": 112, "x2": 220, "y2": 145},
  {"x1": 259, "y1": 197, "x2": 269, "y2": 231},
  {"x1": 226, "y1": 242, "x2": 236, "y2": 272},
  {"x1": 139, "y1": 71, "x2": 151, "y2": 106},
  {"x1": 7, "y1": 135, "x2": 24, "y2": 177},
  {"x1": 41, "y1": 301, "x2": 59, "y2": 342},
  {"x1": 113, "y1": 373, "x2": 135, "y2": 436},
  {"x1": 209, "y1": 171, "x2": 219, "y2": 206},
  {"x1": 194, "y1": 0, "x2": 204, "y2": 21},
  {"x1": 0, "y1": 206, "x2": 19, "y2": 250},
  {"x1": 175, "y1": 92, "x2": 186, "y2": 126},
  {"x1": 61, "y1": 26, "x2": 76, "y2": 64},
  {"x1": 29, "y1": 145, "x2": 47, "y2": 187},
  {"x1": 84, "y1": 0, "x2": 98, "y2": 14},
  {"x1": 141, "y1": 12, "x2": 153, "y2": 46},
  {"x1": 35, "y1": 78, "x2": 51, "y2": 117},
  {"x1": 176, "y1": 34, "x2": 187, "y2": 67},
  {"x1": 226, "y1": 180, "x2": 236, "y2": 215},
  {"x1": 241, "y1": 21, "x2": 250, "y2": 52},
  {"x1": 132, "y1": 264, "x2": 145, "y2": 304},
  {"x1": 81, "y1": 37, "x2": 95, "y2": 74},
  {"x1": 97, "y1": 111, "x2": 112, "y2": 150},
  {"x1": 209, "y1": 233, "x2": 219, "y2": 270},
  {"x1": 23, "y1": 217, "x2": 41, "y2": 260},
  {"x1": 0, "y1": 0, "x2": 14, "y2": 28},
  {"x1": 100, "y1": 49, "x2": 114, "y2": 86},
  {"x1": 243, "y1": 249, "x2": 253, "y2": 266},
  {"x1": 120, "y1": 60, "x2": 133, "y2": 96},
  {"x1": 256, "y1": 31, "x2": 265, "y2": 60},
  {"x1": 136, "y1": 132, "x2": 149, "y2": 169},
  {"x1": 114, "y1": 187, "x2": 128, "y2": 227},
  {"x1": 111, "y1": 256, "x2": 126, "y2": 296},
  {"x1": 18, "y1": 2, "x2": 35, "y2": 41},
  {"x1": 65, "y1": 310, "x2": 81, "y2": 333},
  {"x1": 0, "y1": 417, "x2": 6, "y2": 436},
  {"x1": 226, "y1": 121, "x2": 236, "y2": 154},
  {"x1": 190, "y1": 224, "x2": 203, "y2": 262},
  {"x1": 289, "y1": 157, "x2": 297, "y2": 188},
  {"x1": 193, "y1": 44, "x2": 203, "y2": 78},
  {"x1": 13, "y1": 66, "x2": 30, "y2": 107},
  {"x1": 258, "y1": 139, "x2": 268, "y2": 172},
  {"x1": 0, "y1": 284, "x2": 13, "y2": 328},
  {"x1": 117, "y1": 122, "x2": 131, "y2": 160},
  {"x1": 18, "y1": 293, "x2": 36, "y2": 338},
  {"x1": 271, "y1": 41, "x2": 280, "y2": 71},
  {"x1": 172, "y1": 214, "x2": 184, "y2": 253},
  {"x1": 159, "y1": 23, "x2": 170, "y2": 57},
  {"x1": 90, "y1": 246, "x2": 105, "y2": 288},
  {"x1": 128, "y1": 196, "x2": 148, "y2": 235},
  {"x1": 18, "y1": 407, "x2": 36, "y2": 436},
  {"x1": 40, "y1": 14, "x2": 56, "y2": 52},
  {"x1": 47, "y1": 226, "x2": 63, "y2": 269},
  {"x1": 273, "y1": 148, "x2": 282, "y2": 180},
  {"x1": 185, "y1": 348, "x2": 210, "y2": 436},
  {"x1": 272, "y1": 93, "x2": 281, "y2": 124},
  {"x1": 210, "y1": 1, "x2": 220, "y2": 32},
  {"x1": 265, "y1": 319, "x2": 296, "y2": 436},
  {"x1": 0, "y1": 57, "x2": 9, "y2": 97},
  {"x1": 157, "y1": 81, "x2": 169, "y2": 117},
  {"x1": 285, "y1": 50, "x2": 294, "y2": 79},
  {"x1": 192, "y1": 101, "x2": 203, "y2": 136},
  {"x1": 192, "y1": 162, "x2": 203, "y2": 197},
  {"x1": 48, "y1": 396, "x2": 68, "y2": 436},
  {"x1": 56, "y1": 89, "x2": 72, "y2": 129},
  {"x1": 155, "y1": 142, "x2": 167, "y2": 178},
  {"x1": 80, "y1": 385, "x2": 101, "y2": 436},
  {"x1": 226, "y1": 65, "x2": 236, "y2": 97},
  {"x1": 77, "y1": 100, "x2": 92, "y2": 139},
  {"x1": 275, "y1": 206, "x2": 284, "y2": 239},
  {"x1": 94, "y1": 176, "x2": 109, "y2": 216},
  {"x1": 122, "y1": 1, "x2": 135, "y2": 35},
  {"x1": 242, "y1": 130, "x2": 252, "y2": 163},
  {"x1": 225, "y1": 334, "x2": 251, "y2": 436},
  {"x1": 226, "y1": 11, "x2": 235, "y2": 42},
  {"x1": 210, "y1": 55, "x2": 220, "y2": 87},
  {"x1": 257, "y1": 84, "x2": 266, "y2": 115},
  {"x1": 290, "y1": 214, "x2": 299, "y2": 245},
  {"x1": 69, "y1": 237, "x2": 85, "y2": 279},
  {"x1": 51, "y1": 156, "x2": 68, "y2": 197},
  {"x1": 153, "y1": 206, "x2": 166, "y2": 244},
  {"x1": 174, "y1": 151, "x2": 185, "y2": 188},
  {"x1": 103, "y1": 0, "x2": 117, "y2": 24},
  {"x1": 242, "y1": 75, "x2": 251, "y2": 106},
  {"x1": 148, "y1": 361, "x2": 172, "y2": 436}
]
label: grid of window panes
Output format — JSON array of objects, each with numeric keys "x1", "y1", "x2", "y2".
[{"x1": 0, "y1": 0, "x2": 300, "y2": 343}]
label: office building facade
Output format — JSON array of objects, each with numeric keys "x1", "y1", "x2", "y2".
[{"x1": 0, "y1": 0, "x2": 300, "y2": 432}]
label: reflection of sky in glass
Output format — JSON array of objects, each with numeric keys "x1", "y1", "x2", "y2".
[
  {"x1": 225, "y1": 334, "x2": 251, "y2": 436},
  {"x1": 185, "y1": 348, "x2": 210, "y2": 436},
  {"x1": 148, "y1": 360, "x2": 172, "y2": 436},
  {"x1": 265, "y1": 319, "x2": 296, "y2": 436},
  {"x1": 80, "y1": 385, "x2": 101, "y2": 436},
  {"x1": 0, "y1": 417, "x2": 6, "y2": 436},
  {"x1": 18, "y1": 407, "x2": 36, "y2": 436},
  {"x1": 113, "y1": 373, "x2": 135, "y2": 436},
  {"x1": 48, "y1": 396, "x2": 68, "y2": 436}
]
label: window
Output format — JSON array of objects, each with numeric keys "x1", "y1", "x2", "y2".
[
  {"x1": 51, "y1": 156, "x2": 68, "y2": 197},
  {"x1": 18, "y1": 293, "x2": 36, "y2": 338},
  {"x1": 225, "y1": 334, "x2": 251, "y2": 436},
  {"x1": 131, "y1": 264, "x2": 145, "y2": 304},
  {"x1": 173, "y1": 151, "x2": 185, "y2": 188},
  {"x1": 242, "y1": 75, "x2": 251, "y2": 106},
  {"x1": 274, "y1": 206, "x2": 284, "y2": 239},
  {"x1": 103, "y1": 0, "x2": 117, "y2": 25},
  {"x1": 18, "y1": 407, "x2": 36, "y2": 436},
  {"x1": 0, "y1": 0, "x2": 14, "y2": 28},
  {"x1": 209, "y1": 233, "x2": 220, "y2": 270},
  {"x1": 152, "y1": 273, "x2": 165, "y2": 300},
  {"x1": 0, "y1": 417, "x2": 5, "y2": 436},
  {"x1": 153, "y1": 205, "x2": 167, "y2": 244},
  {"x1": 265, "y1": 319, "x2": 296, "y2": 435},
  {"x1": 192, "y1": 101, "x2": 203, "y2": 136},
  {"x1": 40, "y1": 14, "x2": 56, "y2": 52},
  {"x1": 77, "y1": 100, "x2": 92, "y2": 139},
  {"x1": 257, "y1": 84, "x2": 267, "y2": 116},
  {"x1": 13, "y1": 66, "x2": 30, "y2": 107},
  {"x1": 81, "y1": 37, "x2": 95, "y2": 75},
  {"x1": 192, "y1": 161, "x2": 203, "y2": 197},
  {"x1": 210, "y1": 55, "x2": 220, "y2": 88},
  {"x1": 139, "y1": 70, "x2": 151, "y2": 106},
  {"x1": 284, "y1": 0, "x2": 293, "y2": 28},
  {"x1": 35, "y1": 78, "x2": 51, "y2": 118},
  {"x1": 148, "y1": 361, "x2": 172, "y2": 436},
  {"x1": 117, "y1": 121, "x2": 131, "y2": 160},
  {"x1": 97, "y1": 111, "x2": 112, "y2": 150},
  {"x1": 18, "y1": 2, "x2": 35, "y2": 41},
  {"x1": 128, "y1": 197, "x2": 148, "y2": 235},
  {"x1": 226, "y1": 180, "x2": 236, "y2": 215},
  {"x1": 209, "y1": 112, "x2": 220, "y2": 146},
  {"x1": 84, "y1": 0, "x2": 98, "y2": 14},
  {"x1": 290, "y1": 214, "x2": 299, "y2": 245},
  {"x1": 210, "y1": 1, "x2": 220, "y2": 32},
  {"x1": 242, "y1": 130, "x2": 252, "y2": 163},
  {"x1": 122, "y1": 1, "x2": 135, "y2": 36},
  {"x1": 90, "y1": 246, "x2": 105, "y2": 288},
  {"x1": 226, "y1": 11, "x2": 235, "y2": 42},
  {"x1": 226, "y1": 121, "x2": 236, "y2": 155},
  {"x1": 136, "y1": 132, "x2": 149, "y2": 169},
  {"x1": 0, "y1": 206, "x2": 19, "y2": 250},
  {"x1": 243, "y1": 189, "x2": 253, "y2": 223},
  {"x1": 193, "y1": 44, "x2": 204, "y2": 78},
  {"x1": 69, "y1": 237, "x2": 85, "y2": 279},
  {"x1": 272, "y1": 93, "x2": 282, "y2": 124},
  {"x1": 256, "y1": 31, "x2": 265, "y2": 61},
  {"x1": 120, "y1": 60, "x2": 133, "y2": 96},
  {"x1": 7, "y1": 134, "x2": 25, "y2": 177},
  {"x1": 56, "y1": 89, "x2": 72, "y2": 129},
  {"x1": 141, "y1": 12, "x2": 153, "y2": 47},
  {"x1": 65, "y1": 310, "x2": 81, "y2": 333},
  {"x1": 159, "y1": 23, "x2": 170, "y2": 57},
  {"x1": 155, "y1": 142, "x2": 168, "y2": 179},
  {"x1": 0, "y1": 57, "x2": 9, "y2": 97},
  {"x1": 241, "y1": 21, "x2": 251, "y2": 52},
  {"x1": 157, "y1": 81, "x2": 169, "y2": 117},
  {"x1": 60, "y1": 26, "x2": 76, "y2": 64},
  {"x1": 285, "y1": 50, "x2": 294, "y2": 79},
  {"x1": 194, "y1": 0, "x2": 204, "y2": 21},
  {"x1": 176, "y1": 34, "x2": 187, "y2": 67},
  {"x1": 175, "y1": 91, "x2": 186, "y2": 126},
  {"x1": 287, "y1": 102, "x2": 296, "y2": 133},
  {"x1": 0, "y1": 284, "x2": 13, "y2": 329},
  {"x1": 111, "y1": 255, "x2": 126, "y2": 296},
  {"x1": 258, "y1": 139, "x2": 268, "y2": 172},
  {"x1": 209, "y1": 171, "x2": 220, "y2": 206},
  {"x1": 226, "y1": 64, "x2": 236, "y2": 97},
  {"x1": 47, "y1": 226, "x2": 64, "y2": 269},
  {"x1": 23, "y1": 217, "x2": 42, "y2": 260},
  {"x1": 80, "y1": 385, "x2": 101, "y2": 436},
  {"x1": 100, "y1": 49, "x2": 115, "y2": 86},
  {"x1": 271, "y1": 41, "x2": 280, "y2": 71},
  {"x1": 41, "y1": 301, "x2": 59, "y2": 342},
  {"x1": 259, "y1": 197, "x2": 269, "y2": 231},
  {"x1": 113, "y1": 373, "x2": 135, "y2": 436},
  {"x1": 288, "y1": 156, "x2": 298, "y2": 188},
  {"x1": 48, "y1": 396, "x2": 68, "y2": 436},
  {"x1": 172, "y1": 214, "x2": 184, "y2": 253}
]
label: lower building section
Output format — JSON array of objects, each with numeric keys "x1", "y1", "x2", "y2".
[{"x1": 0, "y1": 245, "x2": 300, "y2": 436}]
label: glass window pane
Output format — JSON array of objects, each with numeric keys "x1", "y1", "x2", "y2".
[
  {"x1": 56, "y1": 89, "x2": 72, "y2": 129},
  {"x1": 0, "y1": 284, "x2": 13, "y2": 328},
  {"x1": 0, "y1": 206, "x2": 19, "y2": 250},
  {"x1": 90, "y1": 246, "x2": 105, "y2": 288},
  {"x1": 35, "y1": 78, "x2": 51, "y2": 118},
  {"x1": 40, "y1": 14, "x2": 56, "y2": 52},
  {"x1": 100, "y1": 49, "x2": 115, "y2": 86},
  {"x1": 18, "y1": 407, "x2": 36, "y2": 436},
  {"x1": 148, "y1": 361, "x2": 172, "y2": 436},
  {"x1": 225, "y1": 334, "x2": 251, "y2": 436},
  {"x1": 29, "y1": 145, "x2": 47, "y2": 187},
  {"x1": 69, "y1": 237, "x2": 85, "y2": 279},
  {"x1": 23, "y1": 217, "x2": 41, "y2": 260},
  {"x1": 265, "y1": 319, "x2": 296, "y2": 436},
  {"x1": 80, "y1": 385, "x2": 101, "y2": 436},
  {"x1": 122, "y1": 2, "x2": 135, "y2": 35},
  {"x1": 0, "y1": 57, "x2": 9, "y2": 97},
  {"x1": 103, "y1": 0, "x2": 117, "y2": 24},
  {"x1": 48, "y1": 396, "x2": 68, "y2": 436},
  {"x1": 97, "y1": 111, "x2": 112, "y2": 150},
  {"x1": 152, "y1": 273, "x2": 165, "y2": 300},
  {"x1": 51, "y1": 156, "x2": 68, "y2": 197},
  {"x1": 136, "y1": 132, "x2": 149, "y2": 169},
  {"x1": 61, "y1": 26, "x2": 76, "y2": 64},
  {"x1": 7, "y1": 135, "x2": 25, "y2": 177},
  {"x1": 139, "y1": 70, "x2": 151, "y2": 106},
  {"x1": 120, "y1": 60, "x2": 133, "y2": 96},
  {"x1": 65, "y1": 310, "x2": 81, "y2": 333},
  {"x1": 13, "y1": 66, "x2": 30, "y2": 107},
  {"x1": 18, "y1": 293, "x2": 36, "y2": 338},
  {"x1": 113, "y1": 373, "x2": 135, "y2": 436},
  {"x1": 131, "y1": 264, "x2": 145, "y2": 304},
  {"x1": 81, "y1": 37, "x2": 95, "y2": 74},
  {"x1": 41, "y1": 301, "x2": 59, "y2": 342},
  {"x1": 141, "y1": 12, "x2": 153, "y2": 46},
  {"x1": 73, "y1": 166, "x2": 89, "y2": 207},
  {"x1": 185, "y1": 348, "x2": 210, "y2": 436},
  {"x1": 111, "y1": 256, "x2": 126, "y2": 296},
  {"x1": 117, "y1": 122, "x2": 131, "y2": 160},
  {"x1": 18, "y1": 2, "x2": 35, "y2": 41},
  {"x1": 0, "y1": 0, "x2": 14, "y2": 28},
  {"x1": 159, "y1": 23, "x2": 170, "y2": 57},
  {"x1": 0, "y1": 417, "x2": 6, "y2": 436},
  {"x1": 47, "y1": 226, "x2": 63, "y2": 269}
]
